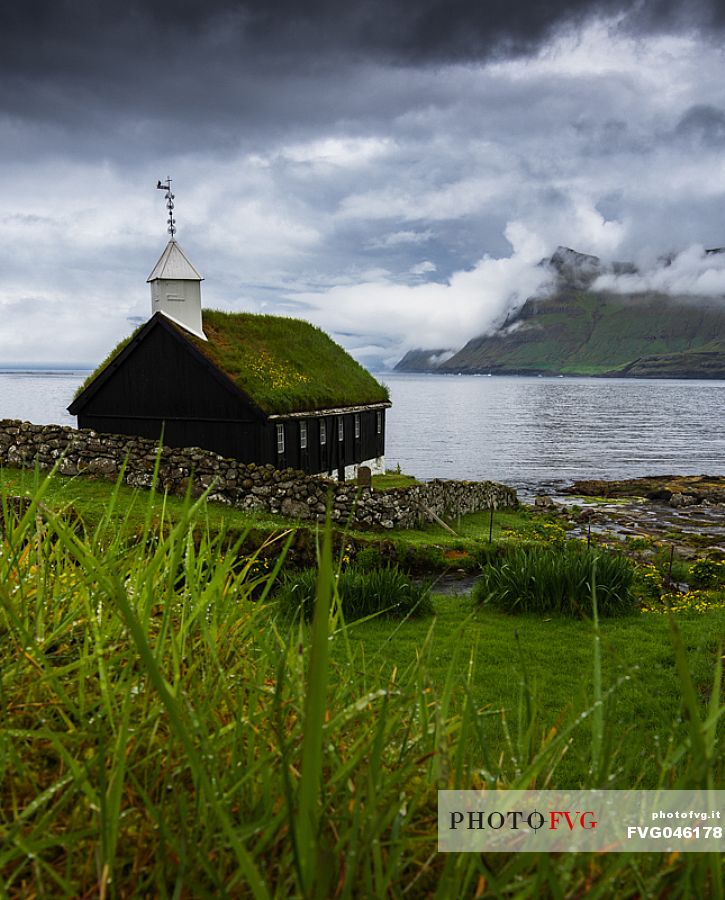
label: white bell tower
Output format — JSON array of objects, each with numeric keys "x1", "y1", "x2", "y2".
[{"x1": 147, "y1": 177, "x2": 207, "y2": 340}]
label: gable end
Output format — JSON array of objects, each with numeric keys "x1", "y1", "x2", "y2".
[{"x1": 68, "y1": 314, "x2": 267, "y2": 419}]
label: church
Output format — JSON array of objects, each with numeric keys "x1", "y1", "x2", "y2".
[{"x1": 69, "y1": 182, "x2": 390, "y2": 480}]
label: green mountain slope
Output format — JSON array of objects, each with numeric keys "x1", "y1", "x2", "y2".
[{"x1": 397, "y1": 289, "x2": 725, "y2": 378}]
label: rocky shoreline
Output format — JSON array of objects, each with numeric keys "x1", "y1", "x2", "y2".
[
  {"x1": 536, "y1": 475, "x2": 725, "y2": 558},
  {"x1": 562, "y1": 474, "x2": 725, "y2": 506}
]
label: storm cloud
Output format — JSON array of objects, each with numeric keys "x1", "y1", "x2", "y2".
[{"x1": 1, "y1": 1, "x2": 725, "y2": 366}]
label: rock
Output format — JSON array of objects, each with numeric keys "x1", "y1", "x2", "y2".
[
  {"x1": 58, "y1": 459, "x2": 78, "y2": 476},
  {"x1": 281, "y1": 498, "x2": 312, "y2": 519},
  {"x1": 86, "y1": 457, "x2": 118, "y2": 476},
  {"x1": 534, "y1": 494, "x2": 556, "y2": 508},
  {"x1": 669, "y1": 493, "x2": 696, "y2": 508}
]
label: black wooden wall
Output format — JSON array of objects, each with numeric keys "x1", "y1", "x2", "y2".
[
  {"x1": 76, "y1": 324, "x2": 264, "y2": 461},
  {"x1": 74, "y1": 320, "x2": 386, "y2": 478},
  {"x1": 269, "y1": 409, "x2": 385, "y2": 476}
]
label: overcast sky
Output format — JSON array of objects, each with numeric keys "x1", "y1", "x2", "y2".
[{"x1": 2, "y1": 0, "x2": 725, "y2": 368}]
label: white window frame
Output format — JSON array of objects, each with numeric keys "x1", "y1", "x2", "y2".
[
  {"x1": 320, "y1": 419, "x2": 327, "y2": 445},
  {"x1": 276, "y1": 423, "x2": 285, "y2": 455},
  {"x1": 376, "y1": 411, "x2": 382, "y2": 434},
  {"x1": 354, "y1": 413, "x2": 361, "y2": 439},
  {"x1": 338, "y1": 416, "x2": 344, "y2": 442},
  {"x1": 300, "y1": 420, "x2": 308, "y2": 450}
]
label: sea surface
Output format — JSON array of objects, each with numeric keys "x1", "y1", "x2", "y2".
[
  {"x1": 0, "y1": 370, "x2": 86, "y2": 427},
  {"x1": 1, "y1": 369, "x2": 724, "y2": 494}
]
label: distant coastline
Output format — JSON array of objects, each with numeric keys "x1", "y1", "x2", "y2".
[
  {"x1": 382, "y1": 369, "x2": 725, "y2": 382},
  {"x1": 6, "y1": 363, "x2": 725, "y2": 384},
  {"x1": 0, "y1": 365, "x2": 93, "y2": 374},
  {"x1": 6, "y1": 365, "x2": 725, "y2": 383}
]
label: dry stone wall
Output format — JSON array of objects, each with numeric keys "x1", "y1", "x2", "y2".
[{"x1": 0, "y1": 420, "x2": 517, "y2": 529}]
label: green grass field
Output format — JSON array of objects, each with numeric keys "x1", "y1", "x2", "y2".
[
  {"x1": 0, "y1": 466, "x2": 723, "y2": 897},
  {"x1": 371, "y1": 471, "x2": 421, "y2": 490},
  {"x1": 341, "y1": 596, "x2": 724, "y2": 788}
]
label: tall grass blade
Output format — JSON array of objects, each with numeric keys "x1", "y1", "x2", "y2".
[
  {"x1": 591, "y1": 557, "x2": 605, "y2": 783},
  {"x1": 43, "y1": 502, "x2": 271, "y2": 900},
  {"x1": 666, "y1": 609, "x2": 709, "y2": 781},
  {"x1": 295, "y1": 509, "x2": 333, "y2": 894}
]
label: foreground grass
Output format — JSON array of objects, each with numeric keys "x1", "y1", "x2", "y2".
[{"x1": 0, "y1": 470, "x2": 723, "y2": 897}]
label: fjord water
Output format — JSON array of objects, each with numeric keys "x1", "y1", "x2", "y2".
[
  {"x1": 0, "y1": 371, "x2": 83, "y2": 427},
  {"x1": 382, "y1": 373, "x2": 725, "y2": 494},
  {"x1": 1, "y1": 369, "x2": 724, "y2": 493}
]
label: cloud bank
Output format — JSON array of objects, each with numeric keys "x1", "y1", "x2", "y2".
[
  {"x1": 297, "y1": 223, "x2": 553, "y2": 364},
  {"x1": 1, "y1": 4, "x2": 725, "y2": 366},
  {"x1": 595, "y1": 245, "x2": 725, "y2": 298}
]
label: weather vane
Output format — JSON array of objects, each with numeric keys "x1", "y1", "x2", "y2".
[{"x1": 156, "y1": 176, "x2": 176, "y2": 239}]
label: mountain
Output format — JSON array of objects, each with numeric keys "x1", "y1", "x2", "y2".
[{"x1": 395, "y1": 248, "x2": 725, "y2": 378}]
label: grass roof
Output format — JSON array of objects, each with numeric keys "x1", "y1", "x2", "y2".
[
  {"x1": 76, "y1": 311, "x2": 389, "y2": 414},
  {"x1": 190, "y1": 311, "x2": 388, "y2": 413}
]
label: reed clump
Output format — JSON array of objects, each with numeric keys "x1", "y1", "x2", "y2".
[
  {"x1": 473, "y1": 542, "x2": 637, "y2": 618},
  {"x1": 274, "y1": 564, "x2": 433, "y2": 622}
]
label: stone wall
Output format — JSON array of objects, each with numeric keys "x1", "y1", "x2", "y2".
[{"x1": 0, "y1": 420, "x2": 517, "y2": 530}]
